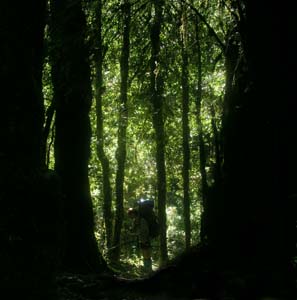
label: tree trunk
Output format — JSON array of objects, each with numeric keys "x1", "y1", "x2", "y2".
[
  {"x1": 0, "y1": 2, "x2": 46, "y2": 171},
  {"x1": 112, "y1": 0, "x2": 131, "y2": 262},
  {"x1": 213, "y1": 3, "x2": 295, "y2": 291},
  {"x1": 194, "y1": 18, "x2": 208, "y2": 242},
  {"x1": 0, "y1": 1, "x2": 62, "y2": 297},
  {"x1": 42, "y1": 101, "x2": 55, "y2": 168},
  {"x1": 150, "y1": 0, "x2": 168, "y2": 266},
  {"x1": 180, "y1": 6, "x2": 191, "y2": 250},
  {"x1": 93, "y1": 0, "x2": 114, "y2": 252},
  {"x1": 210, "y1": 104, "x2": 222, "y2": 185},
  {"x1": 50, "y1": 0, "x2": 107, "y2": 273}
]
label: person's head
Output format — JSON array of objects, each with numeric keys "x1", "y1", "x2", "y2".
[{"x1": 127, "y1": 207, "x2": 138, "y2": 218}]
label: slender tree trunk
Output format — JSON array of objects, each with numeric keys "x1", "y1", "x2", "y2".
[
  {"x1": 92, "y1": 0, "x2": 113, "y2": 252},
  {"x1": 150, "y1": 0, "x2": 168, "y2": 266},
  {"x1": 112, "y1": 0, "x2": 131, "y2": 261},
  {"x1": 50, "y1": 0, "x2": 107, "y2": 273},
  {"x1": 180, "y1": 6, "x2": 191, "y2": 250},
  {"x1": 194, "y1": 18, "x2": 208, "y2": 242},
  {"x1": 210, "y1": 104, "x2": 222, "y2": 185},
  {"x1": 221, "y1": 32, "x2": 240, "y2": 156},
  {"x1": 41, "y1": 101, "x2": 55, "y2": 167}
]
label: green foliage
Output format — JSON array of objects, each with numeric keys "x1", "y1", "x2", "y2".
[{"x1": 42, "y1": 0, "x2": 235, "y2": 275}]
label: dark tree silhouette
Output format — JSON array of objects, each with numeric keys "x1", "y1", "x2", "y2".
[
  {"x1": 0, "y1": 1, "x2": 46, "y2": 170},
  {"x1": 0, "y1": 1, "x2": 61, "y2": 298},
  {"x1": 49, "y1": 0, "x2": 107, "y2": 273},
  {"x1": 205, "y1": 2, "x2": 296, "y2": 297}
]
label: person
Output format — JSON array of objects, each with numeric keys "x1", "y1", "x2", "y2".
[{"x1": 127, "y1": 207, "x2": 153, "y2": 273}]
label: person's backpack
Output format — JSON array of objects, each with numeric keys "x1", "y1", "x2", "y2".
[{"x1": 137, "y1": 199, "x2": 160, "y2": 239}]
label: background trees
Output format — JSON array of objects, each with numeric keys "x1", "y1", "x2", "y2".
[
  {"x1": 44, "y1": 0, "x2": 272, "y2": 271},
  {"x1": 77, "y1": 0, "x2": 230, "y2": 269}
]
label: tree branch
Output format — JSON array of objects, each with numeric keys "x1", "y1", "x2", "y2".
[{"x1": 179, "y1": 0, "x2": 226, "y2": 51}]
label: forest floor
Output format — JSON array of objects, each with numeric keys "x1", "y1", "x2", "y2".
[
  {"x1": 3, "y1": 245, "x2": 295, "y2": 300},
  {"x1": 56, "y1": 270, "x2": 208, "y2": 300},
  {"x1": 57, "y1": 272, "x2": 157, "y2": 300},
  {"x1": 56, "y1": 261, "x2": 157, "y2": 300},
  {"x1": 56, "y1": 269, "x2": 294, "y2": 300},
  {"x1": 55, "y1": 254, "x2": 296, "y2": 300},
  {"x1": 51, "y1": 245, "x2": 297, "y2": 300}
]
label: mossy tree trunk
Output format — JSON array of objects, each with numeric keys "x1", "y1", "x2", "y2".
[
  {"x1": 194, "y1": 17, "x2": 208, "y2": 242},
  {"x1": 93, "y1": 0, "x2": 114, "y2": 252},
  {"x1": 150, "y1": 0, "x2": 168, "y2": 266},
  {"x1": 180, "y1": 5, "x2": 191, "y2": 250},
  {"x1": 112, "y1": 0, "x2": 131, "y2": 262}
]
